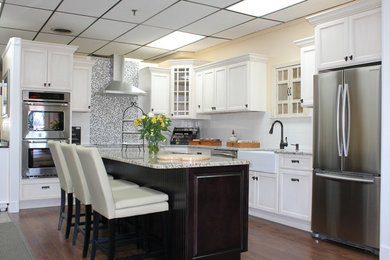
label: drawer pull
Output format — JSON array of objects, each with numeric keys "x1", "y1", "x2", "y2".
[
  {"x1": 291, "y1": 178, "x2": 300, "y2": 182},
  {"x1": 291, "y1": 160, "x2": 300, "y2": 164},
  {"x1": 41, "y1": 185, "x2": 50, "y2": 189},
  {"x1": 197, "y1": 152, "x2": 202, "y2": 155}
]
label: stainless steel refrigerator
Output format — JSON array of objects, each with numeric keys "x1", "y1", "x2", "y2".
[{"x1": 312, "y1": 64, "x2": 381, "y2": 253}]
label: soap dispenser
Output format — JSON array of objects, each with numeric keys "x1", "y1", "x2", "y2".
[{"x1": 228, "y1": 130, "x2": 238, "y2": 142}]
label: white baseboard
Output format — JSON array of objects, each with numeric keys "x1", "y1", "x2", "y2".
[
  {"x1": 8, "y1": 200, "x2": 20, "y2": 213},
  {"x1": 249, "y1": 208, "x2": 311, "y2": 232},
  {"x1": 380, "y1": 245, "x2": 390, "y2": 260},
  {"x1": 20, "y1": 198, "x2": 61, "y2": 209}
]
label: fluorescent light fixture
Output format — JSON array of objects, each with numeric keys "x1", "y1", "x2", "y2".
[
  {"x1": 227, "y1": 0, "x2": 305, "y2": 17},
  {"x1": 147, "y1": 31, "x2": 205, "y2": 50}
]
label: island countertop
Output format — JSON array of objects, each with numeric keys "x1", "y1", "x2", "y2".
[{"x1": 98, "y1": 148, "x2": 249, "y2": 169}]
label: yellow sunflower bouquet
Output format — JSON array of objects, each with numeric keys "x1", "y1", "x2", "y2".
[{"x1": 134, "y1": 113, "x2": 171, "y2": 155}]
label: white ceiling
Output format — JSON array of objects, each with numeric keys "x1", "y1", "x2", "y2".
[{"x1": 0, "y1": 0, "x2": 353, "y2": 61}]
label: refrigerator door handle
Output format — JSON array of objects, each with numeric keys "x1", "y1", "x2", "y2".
[
  {"x1": 342, "y1": 84, "x2": 351, "y2": 157},
  {"x1": 336, "y1": 84, "x2": 343, "y2": 156},
  {"x1": 315, "y1": 172, "x2": 375, "y2": 183}
]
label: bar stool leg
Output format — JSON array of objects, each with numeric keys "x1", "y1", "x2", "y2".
[
  {"x1": 108, "y1": 219, "x2": 116, "y2": 260},
  {"x1": 83, "y1": 205, "x2": 92, "y2": 258},
  {"x1": 72, "y1": 199, "x2": 81, "y2": 245},
  {"x1": 58, "y1": 189, "x2": 65, "y2": 230},
  {"x1": 163, "y1": 212, "x2": 170, "y2": 260},
  {"x1": 65, "y1": 193, "x2": 73, "y2": 239},
  {"x1": 91, "y1": 211, "x2": 100, "y2": 260}
]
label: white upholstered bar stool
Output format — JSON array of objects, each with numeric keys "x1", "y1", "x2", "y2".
[
  {"x1": 61, "y1": 143, "x2": 140, "y2": 258},
  {"x1": 48, "y1": 140, "x2": 74, "y2": 239},
  {"x1": 76, "y1": 146, "x2": 169, "y2": 260}
]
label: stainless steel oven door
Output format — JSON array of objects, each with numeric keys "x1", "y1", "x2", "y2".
[
  {"x1": 21, "y1": 139, "x2": 64, "y2": 178},
  {"x1": 22, "y1": 101, "x2": 70, "y2": 139}
]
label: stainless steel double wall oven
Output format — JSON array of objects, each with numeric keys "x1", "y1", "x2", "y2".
[{"x1": 22, "y1": 90, "x2": 70, "y2": 178}]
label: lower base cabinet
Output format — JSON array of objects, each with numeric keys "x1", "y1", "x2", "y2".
[
  {"x1": 20, "y1": 178, "x2": 61, "y2": 209},
  {"x1": 249, "y1": 154, "x2": 312, "y2": 231}
]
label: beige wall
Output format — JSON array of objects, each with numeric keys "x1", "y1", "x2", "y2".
[{"x1": 193, "y1": 18, "x2": 314, "y2": 110}]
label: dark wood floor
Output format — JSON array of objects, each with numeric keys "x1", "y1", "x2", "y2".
[{"x1": 9, "y1": 206, "x2": 378, "y2": 260}]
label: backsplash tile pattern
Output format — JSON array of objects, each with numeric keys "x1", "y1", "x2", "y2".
[{"x1": 90, "y1": 57, "x2": 141, "y2": 145}]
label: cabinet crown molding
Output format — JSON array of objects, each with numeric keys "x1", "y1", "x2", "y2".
[
  {"x1": 294, "y1": 37, "x2": 315, "y2": 48},
  {"x1": 307, "y1": 0, "x2": 381, "y2": 26},
  {"x1": 166, "y1": 59, "x2": 206, "y2": 67},
  {"x1": 194, "y1": 53, "x2": 268, "y2": 71},
  {"x1": 21, "y1": 38, "x2": 78, "y2": 53}
]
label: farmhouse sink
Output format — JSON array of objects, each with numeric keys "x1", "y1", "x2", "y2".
[{"x1": 237, "y1": 151, "x2": 278, "y2": 173}]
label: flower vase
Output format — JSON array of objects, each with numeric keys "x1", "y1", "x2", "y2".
[{"x1": 147, "y1": 140, "x2": 160, "y2": 157}]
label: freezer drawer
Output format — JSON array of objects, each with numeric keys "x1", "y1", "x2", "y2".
[{"x1": 311, "y1": 171, "x2": 380, "y2": 249}]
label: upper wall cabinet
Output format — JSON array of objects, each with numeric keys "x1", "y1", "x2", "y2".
[
  {"x1": 72, "y1": 57, "x2": 94, "y2": 112},
  {"x1": 139, "y1": 67, "x2": 170, "y2": 115},
  {"x1": 21, "y1": 41, "x2": 77, "y2": 91},
  {"x1": 294, "y1": 37, "x2": 315, "y2": 108},
  {"x1": 308, "y1": 0, "x2": 381, "y2": 70},
  {"x1": 195, "y1": 54, "x2": 268, "y2": 114}
]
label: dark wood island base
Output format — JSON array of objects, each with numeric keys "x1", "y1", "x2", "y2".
[{"x1": 103, "y1": 158, "x2": 249, "y2": 260}]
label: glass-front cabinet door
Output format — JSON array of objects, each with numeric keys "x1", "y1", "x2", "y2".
[
  {"x1": 172, "y1": 67, "x2": 190, "y2": 117},
  {"x1": 275, "y1": 65, "x2": 304, "y2": 117}
]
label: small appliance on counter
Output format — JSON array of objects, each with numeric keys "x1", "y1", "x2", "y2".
[
  {"x1": 72, "y1": 126, "x2": 81, "y2": 145},
  {"x1": 170, "y1": 127, "x2": 200, "y2": 145}
]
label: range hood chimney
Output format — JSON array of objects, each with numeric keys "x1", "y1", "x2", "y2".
[{"x1": 102, "y1": 55, "x2": 147, "y2": 95}]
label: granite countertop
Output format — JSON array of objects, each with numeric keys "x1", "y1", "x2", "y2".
[
  {"x1": 98, "y1": 148, "x2": 250, "y2": 170},
  {"x1": 162, "y1": 144, "x2": 312, "y2": 155}
]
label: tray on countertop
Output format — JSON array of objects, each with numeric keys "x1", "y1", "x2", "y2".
[
  {"x1": 226, "y1": 141, "x2": 260, "y2": 148},
  {"x1": 189, "y1": 139, "x2": 222, "y2": 146}
]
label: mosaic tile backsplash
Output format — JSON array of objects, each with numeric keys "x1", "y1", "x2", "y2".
[{"x1": 90, "y1": 57, "x2": 141, "y2": 145}]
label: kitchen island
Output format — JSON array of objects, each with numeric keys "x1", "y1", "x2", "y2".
[{"x1": 99, "y1": 148, "x2": 249, "y2": 260}]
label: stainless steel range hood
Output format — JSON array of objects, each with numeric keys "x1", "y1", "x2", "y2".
[{"x1": 102, "y1": 55, "x2": 147, "y2": 95}]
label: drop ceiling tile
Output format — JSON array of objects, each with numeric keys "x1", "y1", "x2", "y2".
[
  {"x1": 103, "y1": 0, "x2": 177, "y2": 24},
  {"x1": 0, "y1": 4, "x2": 52, "y2": 31},
  {"x1": 0, "y1": 28, "x2": 36, "y2": 45},
  {"x1": 5, "y1": 0, "x2": 62, "y2": 10},
  {"x1": 178, "y1": 37, "x2": 229, "y2": 52},
  {"x1": 57, "y1": 0, "x2": 118, "y2": 17},
  {"x1": 80, "y1": 19, "x2": 136, "y2": 41},
  {"x1": 182, "y1": 10, "x2": 253, "y2": 36},
  {"x1": 263, "y1": 0, "x2": 353, "y2": 22},
  {"x1": 94, "y1": 42, "x2": 139, "y2": 56},
  {"x1": 41, "y1": 12, "x2": 96, "y2": 36},
  {"x1": 143, "y1": 1, "x2": 218, "y2": 30},
  {"x1": 70, "y1": 37, "x2": 108, "y2": 54},
  {"x1": 116, "y1": 25, "x2": 172, "y2": 45},
  {"x1": 35, "y1": 32, "x2": 75, "y2": 45},
  {"x1": 214, "y1": 18, "x2": 281, "y2": 39},
  {"x1": 186, "y1": 0, "x2": 242, "y2": 8},
  {"x1": 126, "y1": 46, "x2": 169, "y2": 60}
]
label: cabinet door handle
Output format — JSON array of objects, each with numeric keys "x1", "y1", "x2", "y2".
[
  {"x1": 291, "y1": 178, "x2": 300, "y2": 182},
  {"x1": 43, "y1": 83, "x2": 47, "y2": 87},
  {"x1": 151, "y1": 108, "x2": 154, "y2": 112},
  {"x1": 344, "y1": 56, "x2": 348, "y2": 61},
  {"x1": 349, "y1": 55, "x2": 353, "y2": 61},
  {"x1": 198, "y1": 105, "x2": 200, "y2": 108},
  {"x1": 48, "y1": 83, "x2": 51, "y2": 87},
  {"x1": 300, "y1": 99, "x2": 303, "y2": 103},
  {"x1": 245, "y1": 104, "x2": 248, "y2": 108},
  {"x1": 41, "y1": 185, "x2": 50, "y2": 189},
  {"x1": 88, "y1": 105, "x2": 91, "y2": 109},
  {"x1": 291, "y1": 160, "x2": 300, "y2": 164},
  {"x1": 252, "y1": 176, "x2": 256, "y2": 180}
]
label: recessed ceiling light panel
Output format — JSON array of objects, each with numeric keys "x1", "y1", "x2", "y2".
[
  {"x1": 147, "y1": 31, "x2": 205, "y2": 50},
  {"x1": 227, "y1": 0, "x2": 305, "y2": 17}
]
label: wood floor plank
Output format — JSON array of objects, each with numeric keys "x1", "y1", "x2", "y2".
[{"x1": 9, "y1": 207, "x2": 378, "y2": 260}]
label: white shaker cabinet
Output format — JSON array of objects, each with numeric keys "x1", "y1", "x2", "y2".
[
  {"x1": 139, "y1": 67, "x2": 170, "y2": 115},
  {"x1": 21, "y1": 41, "x2": 77, "y2": 90},
  {"x1": 308, "y1": 1, "x2": 381, "y2": 70},
  {"x1": 201, "y1": 69, "x2": 215, "y2": 113},
  {"x1": 294, "y1": 37, "x2": 315, "y2": 108},
  {"x1": 249, "y1": 171, "x2": 278, "y2": 213},
  {"x1": 72, "y1": 57, "x2": 94, "y2": 112},
  {"x1": 279, "y1": 154, "x2": 313, "y2": 221},
  {"x1": 199, "y1": 67, "x2": 227, "y2": 113}
]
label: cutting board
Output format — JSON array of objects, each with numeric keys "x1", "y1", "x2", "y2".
[
  {"x1": 226, "y1": 141, "x2": 260, "y2": 148},
  {"x1": 188, "y1": 139, "x2": 222, "y2": 146},
  {"x1": 157, "y1": 154, "x2": 211, "y2": 161}
]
